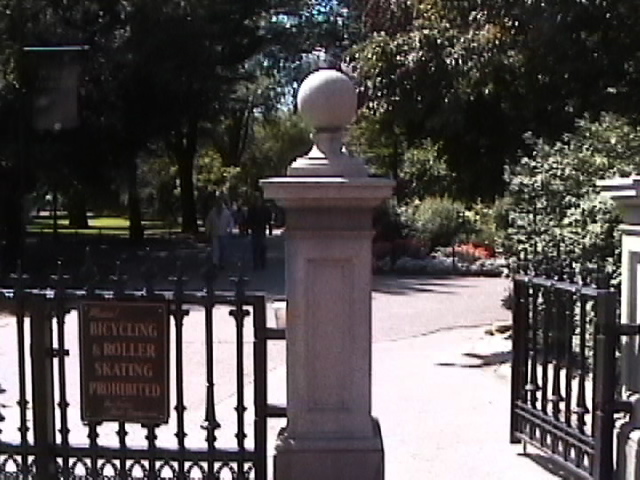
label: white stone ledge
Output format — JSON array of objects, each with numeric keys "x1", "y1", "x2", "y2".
[
  {"x1": 261, "y1": 177, "x2": 394, "y2": 209},
  {"x1": 599, "y1": 176, "x2": 640, "y2": 201}
]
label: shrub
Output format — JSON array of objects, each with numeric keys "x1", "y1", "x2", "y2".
[
  {"x1": 392, "y1": 237, "x2": 429, "y2": 259},
  {"x1": 504, "y1": 113, "x2": 640, "y2": 284},
  {"x1": 465, "y1": 199, "x2": 510, "y2": 251},
  {"x1": 399, "y1": 140, "x2": 456, "y2": 200},
  {"x1": 372, "y1": 241, "x2": 393, "y2": 260},
  {"x1": 456, "y1": 243, "x2": 493, "y2": 260},
  {"x1": 400, "y1": 196, "x2": 468, "y2": 248}
]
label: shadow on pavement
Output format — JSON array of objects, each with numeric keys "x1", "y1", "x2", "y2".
[
  {"x1": 373, "y1": 275, "x2": 473, "y2": 295},
  {"x1": 519, "y1": 452, "x2": 576, "y2": 479},
  {"x1": 435, "y1": 351, "x2": 512, "y2": 368}
]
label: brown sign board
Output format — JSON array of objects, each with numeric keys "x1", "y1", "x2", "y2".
[{"x1": 79, "y1": 301, "x2": 170, "y2": 424}]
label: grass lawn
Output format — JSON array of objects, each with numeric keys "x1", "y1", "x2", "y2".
[{"x1": 28, "y1": 215, "x2": 182, "y2": 237}]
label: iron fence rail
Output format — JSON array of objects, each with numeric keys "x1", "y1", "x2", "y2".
[
  {"x1": 510, "y1": 274, "x2": 619, "y2": 480},
  {"x1": 0, "y1": 265, "x2": 285, "y2": 480}
]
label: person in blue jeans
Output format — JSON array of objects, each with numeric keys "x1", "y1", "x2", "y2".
[{"x1": 205, "y1": 198, "x2": 234, "y2": 268}]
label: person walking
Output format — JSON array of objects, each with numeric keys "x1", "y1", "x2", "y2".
[{"x1": 217, "y1": 201, "x2": 234, "y2": 269}]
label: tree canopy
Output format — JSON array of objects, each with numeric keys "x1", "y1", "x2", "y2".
[
  {"x1": 2, "y1": 0, "x2": 640, "y2": 270},
  {"x1": 351, "y1": 0, "x2": 640, "y2": 201}
]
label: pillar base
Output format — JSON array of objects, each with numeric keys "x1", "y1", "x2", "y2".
[
  {"x1": 616, "y1": 421, "x2": 640, "y2": 479},
  {"x1": 616, "y1": 394, "x2": 640, "y2": 479},
  {"x1": 274, "y1": 418, "x2": 384, "y2": 480}
]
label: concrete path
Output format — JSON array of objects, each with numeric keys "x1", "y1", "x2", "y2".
[
  {"x1": 243, "y1": 234, "x2": 564, "y2": 478},
  {"x1": 0, "y1": 232, "x2": 565, "y2": 479},
  {"x1": 372, "y1": 326, "x2": 562, "y2": 479}
]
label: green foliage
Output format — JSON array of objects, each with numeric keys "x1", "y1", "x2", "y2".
[
  {"x1": 348, "y1": 110, "x2": 402, "y2": 179},
  {"x1": 241, "y1": 113, "x2": 312, "y2": 189},
  {"x1": 505, "y1": 114, "x2": 640, "y2": 282},
  {"x1": 197, "y1": 149, "x2": 242, "y2": 195},
  {"x1": 351, "y1": 2, "x2": 518, "y2": 200},
  {"x1": 349, "y1": 114, "x2": 455, "y2": 200},
  {"x1": 465, "y1": 199, "x2": 510, "y2": 248},
  {"x1": 138, "y1": 155, "x2": 179, "y2": 223},
  {"x1": 399, "y1": 140, "x2": 455, "y2": 199},
  {"x1": 350, "y1": 0, "x2": 640, "y2": 202},
  {"x1": 400, "y1": 196, "x2": 467, "y2": 248},
  {"x1": 372, "y1": 199, "x2": 404, "y2": 243}
]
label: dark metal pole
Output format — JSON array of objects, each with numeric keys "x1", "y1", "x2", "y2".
[
  {"x1": 593, "y1": 289, "x2": 617, "y2": 479},
  {"x1": 231, "y1": 277, "x2": 249, "y2": 479},
  {"x1": 18, "y1": 79, "x2": 26, "y2": 268},
  {"x1": 30, "y1": 297, "x2": 57, "y2": 479},
  {"x1": 253, "y1": 295, "x2": 267, "y2": 480},
  {"x1": 510, "y1": 277, "x2": 526, "y2": 444}
]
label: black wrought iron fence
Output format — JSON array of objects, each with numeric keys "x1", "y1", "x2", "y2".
[
  {"x1": 0, "y1": 258, "x2": 286, "y2": 480},
  {"x1": 509, "y1": 272, "x2": 627, "y2": 479}
]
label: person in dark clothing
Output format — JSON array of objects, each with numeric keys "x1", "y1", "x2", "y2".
[{"x1": 246, "y1": 197, "x2": 271, "y2": 270}]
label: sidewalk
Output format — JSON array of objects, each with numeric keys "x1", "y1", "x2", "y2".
[
  {"x1": 253, "y1": 324, "x2": 563, "y2": 479},
  {"x1": 0, "y1": 231, "x2": 565, "y2": 478},
  {"x1": 237, "y1": 235, "x2": 563, "y2": 478},
  {"x1": 371, "y1": 326, "x2": 562, "y2": 479},
  {"x1": 0, "y1": 309, "x2": 560, "y2": 479}
]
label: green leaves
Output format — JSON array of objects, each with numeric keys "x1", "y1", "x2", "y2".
[
  {"x1": 350, "y1": 0, "x2": 640, "y2": 202},
  {"x1": 400, "y1": 196, "x2": 467, "y2": 248},
  {"x1": 504, "y1": 114, "x2": 637, "y2": 282}
]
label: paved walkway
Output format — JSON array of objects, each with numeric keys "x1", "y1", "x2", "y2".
[
  {"x1": 257, "y1": 325, "x2": 564, "y2": 480},
  {"x1": 241, "y1": 234, "x2": 564, "y2": 478},
  {"x1": 0, "y1": 232, "x2": 565, "y2": 479},
  {"x1": 372, "y1": 327, "x2": 563, "y2": 479}
]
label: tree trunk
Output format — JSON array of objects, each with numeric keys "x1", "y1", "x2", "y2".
[
  {"x1": 391, "y1": 135, "x2": 403, "y2": 201},
  {"x1": 171, "y1": 116, "x2": 199, "y2": 235},
  {"x1": 176, "y1": 151, "x2": 199, "y2": 234},
  {"x1": 67, "y1": 187, "x2": 89, "y2": 229},
  {"x1": 0, "y1": 182, "x2": 23, "y2": 274},
  {"x1": 127, "y1": 153, "x2": 144, "y2": 243}
]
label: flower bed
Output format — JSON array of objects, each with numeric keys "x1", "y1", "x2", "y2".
[{"x1": 372, "y1": 240, "x2": 507, "y2": 277}]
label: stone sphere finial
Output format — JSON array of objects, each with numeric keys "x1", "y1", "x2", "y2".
[
  {"x1": 297, "y1": 69, "x2": 357, "y2": 131},
  {"x1": 288, "y1": 68, "x2": 367, "y2": 177}
]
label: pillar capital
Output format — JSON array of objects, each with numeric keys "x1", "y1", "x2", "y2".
[
  {"x1": 599, "y1": 176, "x2": 640, "y2": 224},
  {"x1": 261, "y1": 177, "x2": 394, "y2": 210}
]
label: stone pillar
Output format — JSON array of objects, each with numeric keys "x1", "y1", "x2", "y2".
[
  {"x1": 261, "y1": 69, "x2": 393, "y2": 480},
  {"x1": 600, "y1": 176, "x2": 640, "y2": 479}
]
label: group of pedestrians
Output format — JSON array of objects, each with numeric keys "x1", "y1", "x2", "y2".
[{"x1": 204, "y1": 194, "x2": 273, "y2": 271}]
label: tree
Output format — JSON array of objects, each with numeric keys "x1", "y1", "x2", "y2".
[
  {"x1": 121, "y1": 0, "x2": 314, "y2": 234},
  {"x1": 351, "y1": 0, "x2": 640, "y2": 202},
  {"x1": 0, "y1": 0, "x2": 122, "y2": 257},
  {"x1": 243, "y1": 112, "x2": 312, "y2": 189},
  {"x1": 0, "y1": 0, "x2": 313, "y2": 240}
]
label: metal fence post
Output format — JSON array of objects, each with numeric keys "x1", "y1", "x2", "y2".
[
  {"x1": 510, "y1": 277, "x2": 526, "y2": 444},
  {"x1": 593, "y1": 289, "x2": 617, "y2": 480},
  {"x1": 30, "y1": 296, "x2": 57, "y2": 479},
  {"x1": 253, "y1": 295, "x2": 267, "y2": 480}
]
